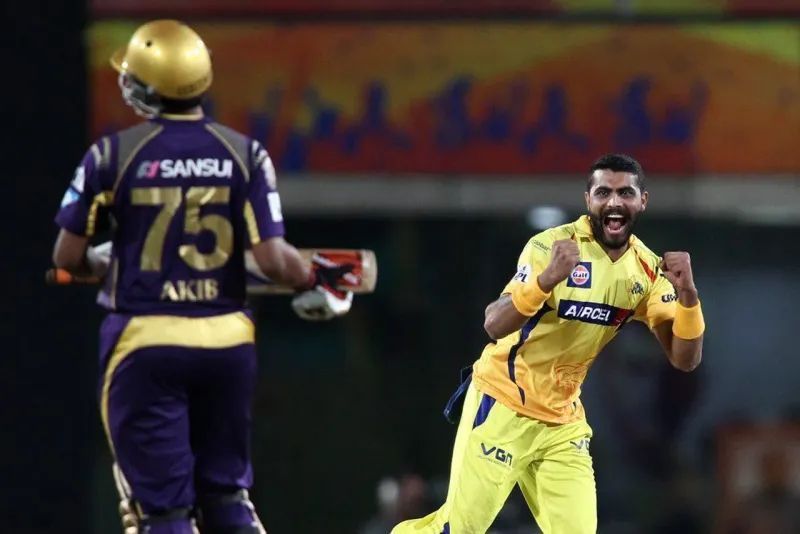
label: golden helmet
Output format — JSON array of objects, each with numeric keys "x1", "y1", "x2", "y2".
[{"x1": 110, "y1": 20, "x2": 212, "y2": 100}]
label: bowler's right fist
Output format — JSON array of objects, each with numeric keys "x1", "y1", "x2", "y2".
[{"x1": 538, "y1": 239, "x2": 580, "y2": 292}]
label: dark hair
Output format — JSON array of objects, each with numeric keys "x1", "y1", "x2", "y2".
[
  {"x1": 587, "y1": 153, "x2": 645, "y2": 192},
  {"x1": 161, "y1": 95, "x2": 204, "y2": 113}
]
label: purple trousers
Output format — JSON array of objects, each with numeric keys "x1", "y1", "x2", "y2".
[{"x1": 98, "y1": 312, "x2": 261, "y2": 532}]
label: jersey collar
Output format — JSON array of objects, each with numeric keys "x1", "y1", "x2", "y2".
[{"x1": 574, "y1": 215, "x2": 594, "y2": 238}]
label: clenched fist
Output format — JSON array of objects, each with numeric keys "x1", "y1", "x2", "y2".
[
  {"x1": 660, "y1": 252, "x2": 699, "y2": 305},
  {"x1": 660, "y1": 252, "x2": 695, "y2": 291},
  {"x1": 537, "y1": 239, "x2": 580, "y2": 292}
]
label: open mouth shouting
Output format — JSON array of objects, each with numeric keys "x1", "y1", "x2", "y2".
[
  {"x1": 603, "y1": 212, "x2": 628, "y2": 238},
  {"x1": 589, "y1": 209, "x2": 635, "y2": 249}
]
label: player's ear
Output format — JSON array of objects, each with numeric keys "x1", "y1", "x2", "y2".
[
  {"x1": 584, "y1": 191, "x2": 590, "y2": 210},
  {"x1": 641, "y1": 190, "x2": 649, "y2": 211}
]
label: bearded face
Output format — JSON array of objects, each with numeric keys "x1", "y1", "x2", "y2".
[{"x1": 585, "y1": 170, "x2": 648, "y2": 250}]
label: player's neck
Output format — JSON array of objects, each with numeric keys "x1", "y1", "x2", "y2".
[
  {"x1": 160, "y1": 106, "x2": 205, "y2": 119},
  {"x1": 598, "y1": 241, "x2": 629, "y2": 262}
]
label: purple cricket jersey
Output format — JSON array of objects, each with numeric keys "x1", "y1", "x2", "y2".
[{"x1": 55, "y1": 115, "x2": 284, "y2": 315}]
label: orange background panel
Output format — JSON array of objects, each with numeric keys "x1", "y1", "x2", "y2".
[{"x1": 90, "y1": 22, "x2": 800, "y2": 174}]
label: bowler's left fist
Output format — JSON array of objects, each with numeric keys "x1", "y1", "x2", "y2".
[{"x1": 660, "y1": 252, "x2": 696, "y2": 292}]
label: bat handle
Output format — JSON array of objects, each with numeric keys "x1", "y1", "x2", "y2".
[{"x1": 45, "y1": 268, "x2": 101, "y2": 286}]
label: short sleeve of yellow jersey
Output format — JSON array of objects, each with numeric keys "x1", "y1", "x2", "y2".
[
  {"x1": 501, "y1": 234, "x2": 553, "y2": 296},
  {"x1": 633, "y1": 272, "x2": 677, "y2": 329}
]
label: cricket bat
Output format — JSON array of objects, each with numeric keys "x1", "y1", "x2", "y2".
[{"x1": 45, "y1": 243, "x2": 377, "y2": 295}]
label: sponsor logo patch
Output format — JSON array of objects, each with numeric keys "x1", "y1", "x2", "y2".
[
  {"x1": 558, "y1": 299, "x2": 633, "y2": 326},
  {"x1": 480, "y1": 443, "x2": 513, "y2": 467},
  {"x1": 136, "y1": 159, "x2": 233, "y2": 179},
  {"x1": 567, "y1": 262, "x2": 592, "y2": 288},
  {"x1": 531, "y1": 239, "x2": 551, "y2": 253},
  {"x1": 570, "y1": 438, "x2": 591, "y2": 452},
  {"x1": 512, "y1": 264, "x2": 530, "y2": 283},
  {"x1": 661, "y1": 293, "x2": 678, "y2": 303}
]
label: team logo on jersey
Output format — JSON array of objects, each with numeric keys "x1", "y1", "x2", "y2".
[
  {"x1": 558, "y1": 300, "x2": 633, "y2": 326},
  {"x1": 136, "y1": 159, "x2": 233, "y2": 179},
  {"x1": 512, "y1": 264, "x2": 530, "y2": 283},
  {"x1": 630, "y1": 281, "x2": 644, "y2": 295},
  {"x1": 567, "y1": 262, "x2": 592, "y2": 288}
]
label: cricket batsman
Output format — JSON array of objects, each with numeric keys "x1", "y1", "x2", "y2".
[
  {"x1": 393, "y1": 154, "x2": 705, "y2": 533},
  {"x1": 51, "y1": 20, "x2": 352, "y2": 533}
]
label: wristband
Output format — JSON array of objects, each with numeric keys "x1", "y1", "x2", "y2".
[
  {"x1": 672, "y1": 301, "x2": 705, "y2": 339},
  {"x1": 510, "y1": 278, "x2": 551, "y2": 317}
]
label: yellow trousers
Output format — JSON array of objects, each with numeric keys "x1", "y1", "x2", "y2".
[{"x1": 392, "y1": 382, "x2": 596, "y2": 534}]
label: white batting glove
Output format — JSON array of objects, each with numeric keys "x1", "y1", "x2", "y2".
[{"x1": 291, "y1": 286, "x2": 353, "y2": 321}]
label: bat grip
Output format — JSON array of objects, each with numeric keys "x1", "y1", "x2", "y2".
[{"x1": 45, "y1": 268, "x2": 101, "y2": 286}]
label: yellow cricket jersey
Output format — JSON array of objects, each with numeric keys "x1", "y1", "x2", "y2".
[{"x1": 472, "y1": 215, "x2": 677, "y2": 424}]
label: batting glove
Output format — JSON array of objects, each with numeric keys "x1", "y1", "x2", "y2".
[{"x1": 291, "y1": 286, "x2": 353, "y2": 321}]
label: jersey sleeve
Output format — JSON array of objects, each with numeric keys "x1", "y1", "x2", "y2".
[
  {"x1": 54, "y1": 140, "x2": 113, "y2": 237},
  {"x1": 244, "y1": 141, "x2": 285, "y2": 244},
  {"x1": 501, "y1": 233, "x2": 553, "y2": 295},
  {"x1": 633, "y1": 272, "x2": 677, "y2": 329}
]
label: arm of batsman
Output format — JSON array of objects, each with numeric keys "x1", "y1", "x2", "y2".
[{"x1": 291, "y1": 286, "x2": 353, "y2": 321}]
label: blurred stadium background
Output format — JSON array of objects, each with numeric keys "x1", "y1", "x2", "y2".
[{"x1": 6, "y1": 0, "x2": 800, "y2": 533}]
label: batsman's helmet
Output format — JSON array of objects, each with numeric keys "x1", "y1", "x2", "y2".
[{"x1": 110, "y1": 20, "x2": 212, "y2": 116}]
